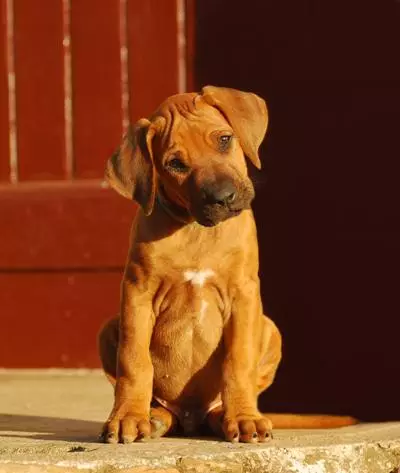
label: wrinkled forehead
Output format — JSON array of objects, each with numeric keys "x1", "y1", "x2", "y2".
[{"x1": 150, "y1": 94, "x2": 231, "y2": 149}]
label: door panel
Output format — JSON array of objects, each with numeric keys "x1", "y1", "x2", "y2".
[
  {"x1": 0, "y1": 271, "x2": 122, "y2": 368},
  {"x1": 0, "y1": 0, "x2": 191, "y2": 368}
]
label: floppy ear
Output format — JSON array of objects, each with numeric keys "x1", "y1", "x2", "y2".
[
  {"x1": 105, "y1": 118, "x2": 156, "y2": 216},
  {"x1": 201, "y1": 85, "x2": 268, "y2": 169}
]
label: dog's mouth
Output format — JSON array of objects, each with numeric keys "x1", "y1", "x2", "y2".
[{"x1": 192, "y1": 204, "x2": 246, "y2": 227}]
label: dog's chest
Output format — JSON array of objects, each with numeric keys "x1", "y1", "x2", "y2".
[
  {"x1": 152, "y1": 268, "x2": 223, "y2": 354},
  {"x1": 150, "y1": 269, "x2": 225, "y2": 401}
]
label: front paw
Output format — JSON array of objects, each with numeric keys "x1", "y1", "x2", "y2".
[
  {"x1": 223, "y1": 413, "x2": 273, "y2": 443},
  {"x1": 101, "y1": 408, "x2": 151, "y2": 444}
]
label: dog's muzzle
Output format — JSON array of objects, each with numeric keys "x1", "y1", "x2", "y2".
[{"x1": 191, "y1": 179, "x2": 254, "y2": 227}]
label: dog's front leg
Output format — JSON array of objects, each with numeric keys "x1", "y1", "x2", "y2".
[
  {"x1": 222, "y1": 280, "x2": 272, "y2": 443},
  {"x1": 102, "y1": 279, "x2": 154, "y2": 444}
]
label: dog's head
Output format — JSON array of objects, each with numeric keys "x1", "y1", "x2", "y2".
[{"x1": 106, "y1": 86, "x2": 268, "y2": 227}]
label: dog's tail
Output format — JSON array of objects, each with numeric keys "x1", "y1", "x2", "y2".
[{"x1": 264, "y1": 413, "x2": 358, "y2": 429}]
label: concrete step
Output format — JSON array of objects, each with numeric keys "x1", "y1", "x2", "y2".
[{"x1": 0, "y1": 370, "x2": 399, "y2": 473}]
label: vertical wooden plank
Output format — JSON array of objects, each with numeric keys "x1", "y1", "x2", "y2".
[
  {"x1": 71, "y1": 0, "x2": 123, "y2": 179},
  {"x1": 13, "y1": 0, "x2": 65, "y2": 181},
  {"x1": 62, "y1": 0, "x2": 73, "y2": 180},
  {"x1": 127, "y1": 0, "x2": 180, "y2": 121},
  {"x1": 0, "y1": 0, "x2": 10, "y2": 181},
  {"x1": 176, "y1": 0, "x2": 187, "y2": 93},
  {"x1": 185, "y1": 0, "x2": 196, "y2": 92}
]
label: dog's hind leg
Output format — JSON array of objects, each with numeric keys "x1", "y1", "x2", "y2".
[
  {"x1": 256, "y1": 315, "x2": 283, "y2": 395},
  {"x1": 98, "y1": 317, "x2": 119, "y2": 386}
]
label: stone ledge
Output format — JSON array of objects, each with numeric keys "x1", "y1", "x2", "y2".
[
  {"x1": 1, "y1": 431, "x2": 400, "y2": 473},
  {"x1": 0, "y1": 370, "x2": 399, "y2": 473}
]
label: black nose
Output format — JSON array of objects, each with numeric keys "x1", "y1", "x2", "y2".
[{"x1": 202, "y1": 180, "x2": 237, "y2": 206}]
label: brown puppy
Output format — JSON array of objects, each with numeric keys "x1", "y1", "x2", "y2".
[{"x1": 99, "y1": 86, "x2": 356, "y2": 444}]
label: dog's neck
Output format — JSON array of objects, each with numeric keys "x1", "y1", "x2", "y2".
[{"x1": 156, "y1": 187, "x2": 193, "y2": 225}]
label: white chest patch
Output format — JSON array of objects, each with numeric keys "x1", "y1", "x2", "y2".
[{"x1": 183, "y1": 269, "x2": 215, "y2": 287}]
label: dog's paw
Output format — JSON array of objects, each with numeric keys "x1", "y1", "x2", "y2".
[
  {"x1": 100, "y1": 411, "x2": 151, "y2": 444},
  {"x1": 223, "y1": 414, "x2": 273, "y2": 443},
  {"x1": 150, "y1": 406, "x2": 177, "y2": 438}
]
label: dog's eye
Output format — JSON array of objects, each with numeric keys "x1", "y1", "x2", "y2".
[
  {"x1": 218, "y1": 135, "x2": 232, "y2": 151},
  {"x1": 166, "y1": 158, "x2": 189, "y2": 173}
]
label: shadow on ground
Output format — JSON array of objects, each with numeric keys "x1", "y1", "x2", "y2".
[
  {"x1": 0, "y1": 414, "x2": 219, "y2": 444},
  {"x1": 0, "y1": 414, "x2": 102, "y2": 442}
]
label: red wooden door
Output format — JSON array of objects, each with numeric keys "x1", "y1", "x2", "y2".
[{"x1": 0, "y1": 0, "x2": 192, "y2": 368}]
